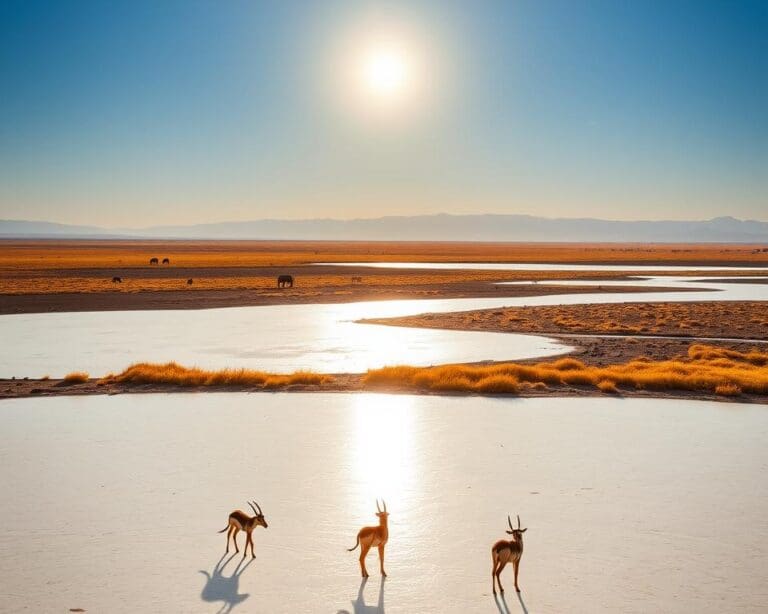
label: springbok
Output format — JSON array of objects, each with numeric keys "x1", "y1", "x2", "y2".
[
  {"x1": 491, "y1": 514, "x2": 527, "y2": 594},
  {"x1": 347, "y1": 499, "x2": 389, "y2": 578},
  {"x1": 218, "y1": 501, "x2": 268, "y2": 558}
]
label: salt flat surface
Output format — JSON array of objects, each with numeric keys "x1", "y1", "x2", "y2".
[{"x1": 0, "y1": 393, "x2": 766, "y2": 613}]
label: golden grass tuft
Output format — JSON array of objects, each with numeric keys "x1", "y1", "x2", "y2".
[
  {"x1": 363, "y1": 344, "x2": 768, "y2": 397},
  {"x1": 715, "y1": 383, "x2": 742, "y2": 397},
  {"x1": 597, "y1": 380, "x2": 619, "y2": 394},
  {"x1": 62, "y1": 371, "x2": 89, "y2": 384},
  {"x1": 101, "y1": 362, "x2": 331, "y2": 389}
]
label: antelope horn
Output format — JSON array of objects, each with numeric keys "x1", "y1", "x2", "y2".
[
  {"x1": 252, "y1": 500, "x2": 263, "y2": 515},
  {"x1": 383, "y1": 499, "x2": 387, "y2": 513},
  {"x1": 376, "y1": 499, "x2": 382, "y2": 513},
  {"x1": 247, "y1": 501, "x2": 259, "y2": 516},
  {"x1": 508, "y1": 515, "x2": 514, "y2": 531},
  {"x1": 517, "y1": 515, "x2": 522, "y2": 529}
]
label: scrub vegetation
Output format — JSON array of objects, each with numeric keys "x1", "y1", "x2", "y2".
[
  {"x1": 101, "y1": 362, "x2": 331, "y2": 389},
  {"x1": 368, "y1": 301, "x2": 768, "y2": 340},
  {"x1": 363, "y1": 344, "x2": 768, "y2": 398}
]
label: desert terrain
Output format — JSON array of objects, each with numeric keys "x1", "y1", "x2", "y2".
[{"x1": 1, "y1": 240, "x2": 766, "y2": 314}]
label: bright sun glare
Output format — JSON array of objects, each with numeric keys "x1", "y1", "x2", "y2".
[
  {"x1": 362, "y1": 47, "x2": 410, "y2": 99},
  {"x1": 329, "y1": 12, "x2": 441, "y2": 124}
]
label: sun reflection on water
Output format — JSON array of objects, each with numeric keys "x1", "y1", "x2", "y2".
[{"x1": 348, "y1": 393, "x2": 418, "y2": 516}]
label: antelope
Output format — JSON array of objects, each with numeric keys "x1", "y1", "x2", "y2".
[
  {"x1": 491, "y1": 514, "x2": 527, "y2": 595},
  {"x1": 347, "y1": 499, "x2": 389, "y2": 578},
  {"x1": 218, "y1": 501, "x2": 268, "y2": 558}
]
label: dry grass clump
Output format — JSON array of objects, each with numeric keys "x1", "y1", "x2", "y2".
[
  {"x1": 363, "y1": 344, "x2": 768, "y2": 397},
  {"x1": 102, "y1": 362, "x2": 331, "y2": 389},
  {"x1": 715, "y1": 383, "x2": 742, "y2": 397},
  {"x1": 62, "y1": 371, "x2": 89, "y2": 384},
  {"x1": 597, "y1": 380, "x2": 619, "y2": 394}
]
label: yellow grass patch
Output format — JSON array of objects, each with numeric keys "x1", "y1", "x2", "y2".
[
  {"x1": 62, "y1": 371, "x2": 89, "y2": 384},
  {"x1": 363, "y1": 344, "x2": 768, "y2": 397},
  {"x1": 2, "y1": 240, "x2": 768, "y2": 270},
  {"x1": 101, "y1": 362, "x2": 331, "y2": 389}
]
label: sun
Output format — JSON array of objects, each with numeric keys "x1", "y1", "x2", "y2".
[
  {"x1": 325, "y1": 12, "x2": 445, "y2": 124},
  {"x1": 361, "y1": 46, "x2": 410, "y2": 100}
]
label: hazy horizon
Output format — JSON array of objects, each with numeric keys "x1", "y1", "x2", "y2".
[{"x1": 1, "y1": 1, "x2": 766, "y2": 226}]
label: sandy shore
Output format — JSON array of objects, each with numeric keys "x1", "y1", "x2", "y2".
[
  {"x1": 363, "y1": 301, "x2": 768, "y2": 348},
  {"x1": 3, "y1": 333, "x2": 766, "y2": 404}
]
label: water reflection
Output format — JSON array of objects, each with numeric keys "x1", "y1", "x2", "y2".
[
  {"x1": 350, "y1": 394, "x2": 417, "y2": 508},
  {"x1": 317, "y1": 262, "x2": 768, "y2": 272}
]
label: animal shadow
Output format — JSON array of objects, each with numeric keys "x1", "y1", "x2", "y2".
[
  {"x1": 336, "y1": 577, "x2": 385, "y2": 614},
  {"x1": 495, "y1": 591, "x2": 528, "y2": 614},
  {"x1": 199, "y1": 552, "x2": 253, "y2": 614}
]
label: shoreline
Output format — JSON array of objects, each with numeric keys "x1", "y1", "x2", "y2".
[
  {"x1": 4, "y1": 335, "x2": 767, "y2": 404},
  {"x1": 1, "y1": 374, "x2": 763, "y2": 404},
  {"x1": 0, "y1": 281, "x2": 687, "y2": 315}
]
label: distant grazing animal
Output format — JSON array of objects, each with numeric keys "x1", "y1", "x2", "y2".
[
  {"x1": 491, "y1": 514, "x2": 528, "y2": 595},
  {"x1": 162, "y1": 257, "x2": 170, "y2": 265},
  {"x1": 218, "y1": 501, "x2": 268, "y2": 559},
  {"x1": 111, "y1": 276, "x2": 122, "y2": 283},
  {"x1": 351, "y1": 276, "x2": 363, "y2": 284},
  {"x1": 187, "y1": 278, "x2": 194, "y2": 285},
  {"x1": 149, "y1": 257, "x2": 159, "y2": 265},
  {"x1": 347, "y1": 499, "x2": 389, "y2": 577},
  {"x1": 277, "y1": 274, "x2": 294, "y2": 288}
]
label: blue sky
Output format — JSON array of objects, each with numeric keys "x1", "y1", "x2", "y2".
[{"x1": 1, "y1": 0, "x2": 766, "y2": 226}]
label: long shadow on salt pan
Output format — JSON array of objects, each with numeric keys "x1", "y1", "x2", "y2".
[
  {"x1": 495, "y1": 591, "x2": 529, "y2": 613},
  {"x1": 337, "y1": 577, "x2": 385, "y2": 613},
  {"x1": 199, "y1": 552, "x2": 253, "y2": 614}
]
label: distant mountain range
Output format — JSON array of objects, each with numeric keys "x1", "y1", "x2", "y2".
[{"x1": 2, "y1": 214, "x2": 768, "y2": 243}]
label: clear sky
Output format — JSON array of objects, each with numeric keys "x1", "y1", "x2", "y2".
[{"x1": 1, "y1": 0, "x2": 766, "y2": 226}]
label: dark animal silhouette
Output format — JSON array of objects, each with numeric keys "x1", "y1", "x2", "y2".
[
  {"x1": 162, "y1": 257, "x2": 170, "y2": 264},
  {"x1": 111, "y1": 276, "x2": 122, "y2": 283},
  {"x1": 336, "y1": 578, "x2": 385, "y2": 614},
  {"x1": 351, "y1": 276, "x2": 363, "y2": 284},
  {"x1": 187, "y1": 278, "x2": 194, "y2": 285},
  {"x1": 199, "y1": 552, "x2": 252, "y2": 614},
  {"x1": 277, "y1": 275, "x2": 294, "y2": 288},
  {"x1": 149, "y1": 257, "x2": 159, "y2": 265}
]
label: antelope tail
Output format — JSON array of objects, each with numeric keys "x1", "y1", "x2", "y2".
[
  {"x1": 217, "y1": 526, "x2": 229, "y2": 533},
  {"x1": 347, "y1": 535, "x2": 360, "y2": 551}
]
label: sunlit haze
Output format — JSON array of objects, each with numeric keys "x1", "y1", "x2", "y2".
[{"x1": 0, "y1": 1, "x2": 765, "y2": 227}]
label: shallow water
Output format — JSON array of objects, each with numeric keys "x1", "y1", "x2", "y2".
[
  {"x1": 0, "y1": 393, "x2": 765, "y2": 613},
  {"x1": 1, "y1": 275, "x2": 767, "y2": 378},
  {"x1": 318, "y1": 261, "x2": 768, "y2": 272},
  {"x1": 0, "y1": 299, "x2": 569, "y2": 378}
]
